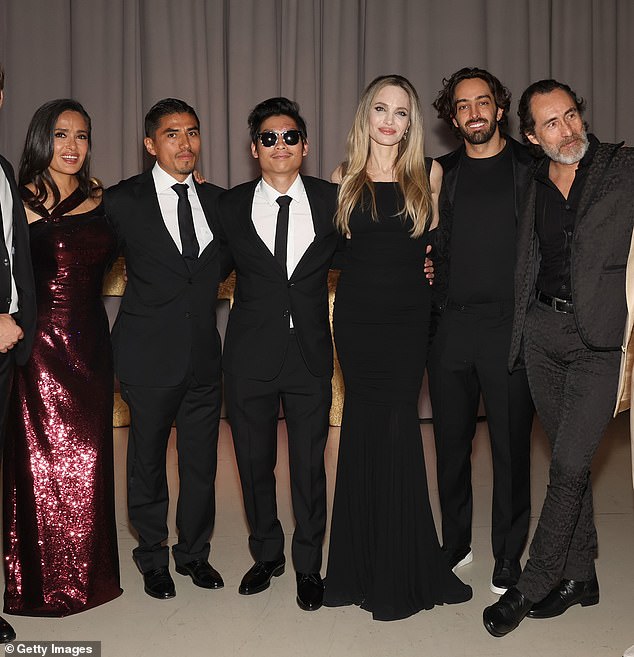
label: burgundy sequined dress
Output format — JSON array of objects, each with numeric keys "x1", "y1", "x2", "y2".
[{"x1": 2, "y1": 188, "x2": 122, "y2": 616}]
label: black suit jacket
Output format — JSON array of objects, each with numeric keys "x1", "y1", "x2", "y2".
[
  {"x1": 104, "y1": 170, "x2": 225, "y2": 386},
  {"x1": 432, "y1": 136, "x2": 533, "y2": 314},
  {"x1": 509, "y1": 140, "x2": 634, "y2": 370},
  {"x1": 216, "y1": 175, "x2": 338, "y2": 381},
  {"x1": 0, "y1": 154, "x2": 36, "y2": 365}
]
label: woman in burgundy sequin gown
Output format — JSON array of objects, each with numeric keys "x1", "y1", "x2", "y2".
[{"x1": 2, "y1": 99, "x2": 121, "y2": 616}]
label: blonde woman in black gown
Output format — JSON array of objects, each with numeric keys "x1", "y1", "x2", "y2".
[
  {"x1": 3, "y1": 99, "x2": 121, "y2": 616},
  {"x1": 324, "y1": 75, "x2": 472, "y2": 620}
]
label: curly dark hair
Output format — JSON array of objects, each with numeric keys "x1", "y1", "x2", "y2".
[
  {"x1": 433, "y1": 67, "x2": 511, "y2": 139},
  {"x1": 518, "y1": 79, "x2": 587, "y2": 155},
  {"x1": 247, "y1": 97, "x2": 307, "y2": 145}
]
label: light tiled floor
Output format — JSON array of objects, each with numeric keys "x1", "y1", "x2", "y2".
[{"x1": 5, "y1": 413, "x2": 633, "y2": 657}]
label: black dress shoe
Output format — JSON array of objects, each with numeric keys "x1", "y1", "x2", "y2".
[
  {"x1": 176, "y1": 559, "x2": 224, "y2": 589},
  {"x1": 239, "y1": 558, "x2": 285, "y2": 595},
  {"x1": 483, "y1": 586, "x2": 533, "y2": 637},
  {"x1": 0, "y1": 616, "x2": 16, "y2": 644},
  {"x1": 490, "y1": 558, "x2": 521, "y2": 595},
  {"x1": 296, "y1": 573, "x2": 324, "y2": 611},
  {"x1": 442, "y1": 545, "x2": 473, "y2": 571},
  {"x1": 142, "y1": 567, "x2": 176, "y2": 599},
  {"x1": 527, "y1": 575, "x2": 599, "y2": 619}
]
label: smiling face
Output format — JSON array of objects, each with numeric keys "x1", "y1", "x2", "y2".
[
  {"x1": 526, "y1": 89, "x2": 588, "y2": 165},
  {"x1": 251, "y1": 114, "x2": 308, "y2": 187},
  {"x1": 368, "y1": 84, "x2": 411, "y2": 147},
  {"x1": 48, "y1": 110, "x2": 90, "y2": 178},
  {"x1": 452, "y1": 77, "x2": 503, "y2": 145},
  {"x1": 144, "y1": 112, "x2": 200, "y2": 181}
]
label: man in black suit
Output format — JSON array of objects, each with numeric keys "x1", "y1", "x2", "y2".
[
  {"x1": 215, "y1": 98, "x2": 338, "y2": 611},
  {"x1": 105, "y1": 98, "x2": 225, "y2": 600},
  {"x1": 0, "y1": 63, "x2": 36, "y2": 643},
  {"x1": 428, "y1": 68, "x2": 534, "y2": 594},
  {"x1": 484, "y1": 79, "x2": 634, "y2": 637}
]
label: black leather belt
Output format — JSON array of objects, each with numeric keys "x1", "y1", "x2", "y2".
[{"x1": 535, "y1": 290, "x2": 574, "y2": 314}]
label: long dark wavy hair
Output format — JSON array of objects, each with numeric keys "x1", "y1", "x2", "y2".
[{"x1": 19, "y1": 98, "x2": 96, "y2": 210}]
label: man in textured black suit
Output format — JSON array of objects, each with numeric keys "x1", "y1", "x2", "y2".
[
  {"x1": 429, "y1": 68, "x2": 534, "y2": 595},
  {"x1": 0, "y1": 63, "x2": 36, "y2": 643},
  {"x1": 484, "y1": 79, "x2": 634, "y2": 637},
  {"x1": 215, "y1": 98, "x2": 338, "y2": 611},
  {"x1": 105, "y1": 98, "x2": 226, "y2": 600}
]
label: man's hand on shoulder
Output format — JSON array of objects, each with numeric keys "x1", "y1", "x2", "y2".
[
  {"x1": 0, "y1": 313, "x2": 24, "y2": 353},
  {"x1": 424, "y1": 244, "x2": 434, "y2": 286}
]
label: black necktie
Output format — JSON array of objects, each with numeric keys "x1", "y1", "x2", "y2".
[
  {"x1": 172, "y1": 183, "x2": 199, "y2": 265},
  {"x1": 275, "y1": 195, "x2": 291, "y2": 275},
  {"x1": 0, "y1": 199, "x2": 11, "y2": 312}
]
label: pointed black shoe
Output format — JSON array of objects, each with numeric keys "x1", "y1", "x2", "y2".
[
  {"x1": 142, "y1": 567, "x2": 176, "y2": 599},
  {"x1": 239, "y1": 558, "x2": 285, "y2": 595},
  {"x1": 527, "y1": 575, "x2": 599, "y2": 619},
  {"x1": 483, "y1": 587, "x2": 533, "y2": 637},
  {"x1": 0, "y1": 616, "x2": 16, "y2": 644},
  {"x1": 175, "y1": 559, "x2": 224, "y2": 589},
  {"x1": 296, "y1": 573, "x2": 324, "y2": 611}
]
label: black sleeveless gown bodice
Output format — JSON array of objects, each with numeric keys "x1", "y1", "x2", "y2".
[
  {"x1": 324, "y1": 178, "x2": 472, "y2": 620},
  {"x1": 3, "y1": 190, "x2": 122, "y2": 616}
]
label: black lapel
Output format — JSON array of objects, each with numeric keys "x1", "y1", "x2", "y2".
[{"x1": 132, "y1": 171, "x2": 190, "y2": 275}]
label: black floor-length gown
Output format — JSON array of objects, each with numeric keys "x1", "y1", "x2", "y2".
[
  {"x1": 3, "y1": 189, "x2": 122, "y2": 616},
  {"x1": 324, "y1": 172, "x2": 472, "y2": 621}
]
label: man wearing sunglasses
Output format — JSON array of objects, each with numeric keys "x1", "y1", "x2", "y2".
[{"x1": 215, "y1": 97, "x2": 339, "y2": 612}]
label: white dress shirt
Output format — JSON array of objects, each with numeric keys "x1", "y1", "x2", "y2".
[
  {"x1": 0, "y1": 166, "x2": 19, "y2": 314},
  {"x1": 251, "y1": 175, "x2": 315, "y2": 277},
  {"x1": 251, "y1": 175, "x2": 315, "y2": 329},
  {"x1": 152, "y1": 163, "x2": 213, "y2": 254}
]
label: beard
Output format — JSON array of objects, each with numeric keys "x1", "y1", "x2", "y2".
[
  {"x1": 541, "y1": 129, "x2": 589, "y2": 165},
  {"x1": 458, "y1": 118, "x2": 498, "y2": 145}
]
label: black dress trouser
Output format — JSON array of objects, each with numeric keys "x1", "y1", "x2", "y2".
[
  {"x1": 428, "y1": 300, "x2": 534, "y2": 560},
  {"x1": 224, "y1": 333, "x2": 331, "y2": 575},
  {"x1": 517, "y1": 300, "x2": 620, "y2": 602},
  {"x1": 121, "y1": 371, "x2": 222, "y2": 573}
]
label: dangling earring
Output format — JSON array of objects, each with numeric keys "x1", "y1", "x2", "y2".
[{"x1": 403, "y1": 127, "x2": 409, "y2": 141}]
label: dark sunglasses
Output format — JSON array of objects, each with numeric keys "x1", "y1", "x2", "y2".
[{"x1": 256, "y1": 129, "x2": 303, "y2": 147}]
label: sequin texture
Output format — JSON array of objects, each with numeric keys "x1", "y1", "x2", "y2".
[{"x1": 3, "y1": 200, "x2": 122, "y2": 616}]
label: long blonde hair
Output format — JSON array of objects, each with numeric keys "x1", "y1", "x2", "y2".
[{"x1": 335, "y1": 74, "x2": 432, "y2": 238}]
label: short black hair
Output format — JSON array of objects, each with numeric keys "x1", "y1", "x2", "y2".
[
  {"x1": 247, "y1": 97, "x2": 307, "y2": 144},
  {"x1": 518, "y1": 79, "x2": 586, "y2": 140},
  {"x1": 433, "y1": 67, "x2": 512, "y2": 138},
  {"x1": 144, "y1": 98, "x2": 199, "y2": 137}
]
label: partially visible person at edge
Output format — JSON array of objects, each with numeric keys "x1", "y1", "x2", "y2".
[
  {"x1": 0, "y1": 62, "x2": 36, "y2": 644},
  {"x1": 323, "y1": 74, "x2": 472, "y2": 621},
  {"x1": 3, "y1": 98, "x2": 122, "y2": 618},
  {"x1": 483, "y1": 79, "x2": 634, "y2": 637},
  {"x1": 428, "y1": 67, "x2": 534, "y2": 596},
  {"x1": 614, "y1": 213, "x2": 634, "y2": 657}
]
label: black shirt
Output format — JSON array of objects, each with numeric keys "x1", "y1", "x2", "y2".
[
  {"x1": 534, "y1": 134, "x2": 600, "y2": 300},
  {"x1": 448, "y1": 141, "x2": 516, "y2": 303}
]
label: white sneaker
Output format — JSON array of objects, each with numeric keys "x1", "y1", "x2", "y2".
[
  {"x1": 452, "y1": 549, "x2": 473, "y2": 572},
  {"x1": 623, "y1": 645, "x2": 634, "y2": 657}
]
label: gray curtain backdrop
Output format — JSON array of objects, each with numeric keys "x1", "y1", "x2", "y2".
[{"x1": 1, "y1": 0, "x2": 632, "y2": 188}]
